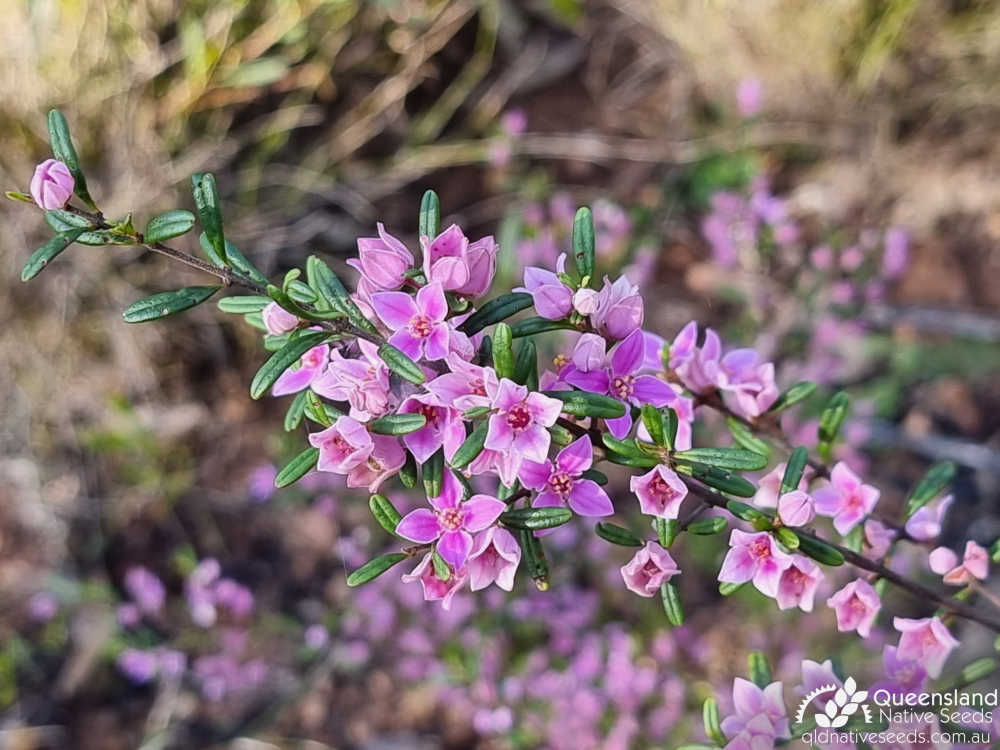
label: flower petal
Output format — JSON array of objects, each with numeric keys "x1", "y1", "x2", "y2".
[
  {"x1": 371, "y1": 291, "x2": 418, "y2": 329},
  {"x1": 437, "y1": 529, "x2": 473, "y2": 569},
  {"x1": 568, "y1": 480, "x2": 614, "y2": 516},
  {"x1": 396, "y1": 509, "x2": 441, "y2": 543},
  {"x1": 462, "y1": 495, "x2": 506, "y2": 532}
]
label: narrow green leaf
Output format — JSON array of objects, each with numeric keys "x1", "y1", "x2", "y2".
[
  {"x1": 346, "y1": 553, "x2": 408, "y2": 587},
  {"x1": 818, "y1": 391, "x2": 850, "y2": 462},
  {"x1": 144, "y1": 210, "x2": 195, "y2": 243},
  {"x1": 250, "y1": 331, "x2": 330, "y2": 399},
  {"x1": 501, "y1": 506, "x2": 573, "y2": 530},
  {"x1": 274, "y1": 446, "x2": 319, "y2": 488},
  {"x1": 400, "y1": 452, "x2": 418, "y2": 488},
  {"x1": 462, "y1": 406, "x2": 492, "y2": 420},
  {"x1": 459, "y1": 292, "x2": 533, "y2": 336},
  {"x1": 304, "y1": 391, "x2": 334, "y2": 427},
  {"x1": 674, "y1": 447, "x2": 768, "y2": 472},
  {"x1": 513, "y1": 340, "x2": 538, "y2": 389},
  {"x1": 595, "y1": 523, "x2": 643, "y2": 547},
  {"x1": 44, "y1": 210, "x2": 117, "y2": 245},
  {"x1": 796, "y1": 534, "x2": 846, "y2": 566},
  {"x1": 604, "y1": 451, "x2": 659, "y2": 469},
  {"x1": 369, "y1": 494, "x2": 403, "y2": 535},
  {"x1": 492, "y1": 322, "x2": 515, "y2": 379},
  {"x1": 423, "y1": 449, "x2": 444, "y2": 499},
  {"x1": 218, "y1": 295, "x2": 272, "y2": 314},
  {"x1": 572, "y1": 206, "x2": 595, "y2": 281},
  {"x1": 719, "y1": 581, "x2": 744, "y2": 596},
  {"x1": 641, "y1": 405, "x2": 665, "y2": 447},
  {"x1": 727, "y1": 500, "x2": 769, "y2": 524},
  {"x1": 451, "y1": 422, "x2": 489, "y2": 469},
  {"x1": 768, "y1": 381, "x2": 817, "y2": 413},
  {"x1": 904, "y1": 461, "x2": 957, "y2": 519},
  {"x1": 581, "y1": 468, "x2": 608, "y2": 485},
  {"x1": 284, "y1": 390, "x2": 308, "y2": 431},
  {"x1": 21, "y1": 228, "x2": 86, "y2": 281},
  {"x1": 510, "y1": 317, "x2": 576, "y2": 338},
  {"x1": 431, "y1": 549, "x2": 450, "y2": 581},
  {"x1": 661, "y1": 581, "x2": 684, "y2": 626},
  {"x1": 683, "y1": 463, "x2": 756, "y2": 498},
  {"x1": 726, "y1": 417, "x2": 771, "y2": 458},
  {"x1": 286, "y1": 279, "x2": 318, "y2": 304},
  {"x1": 544, "y1": 390, "x2": 627, "y2": 419},
  {"x1": 662, "y1": 407, "x2": 678, "y2": 451},
  {"x1": 688, "y1": 517, "x2": 727, "y2": 535},
  {"x1": 48, "y1": 109, "x2": 96, "y2": 208},
  {"x1": 780, "y1": 446, "x2": 810, "y2": 494},
  {"x1": 656, "y1": 517, "x2": 678, "y2": 548},
  {"x1": 191, "y1": 172, "x2": 226, "y2": 264},
  {"x1": 775, "y1": 527, "x2": 800, "y2": 550},
  {"x1": 378, "y1": 343, "x2": 426, "y2": 385},
  {"x1": 703, "y1": 698, "x2": 726, "y2": 746},
  {"x1": 122, "y1": 285, "x2": 220, "y2": 323},
  {"x1": 226, "y1": 241, "x2": 269, "y2": 286},
  {"x1": 369, "y1": 413, "x2": 427, "y2": 435},
  {"x1": 419, "y1": 189, "x2": 440, "y2": 238},
  {"x1": 5, "y1": 190, "x2": 34, "y2": 203},
  {"x1": 748, "y1": 651, "x2": 772, "y2": 688},
  {"x1": 518, "y1": 529, "x2": 549, "y2": 590}
]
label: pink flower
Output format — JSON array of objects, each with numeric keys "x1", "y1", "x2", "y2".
[
  {"x1": 345, "y1": 435, "x2": 405, "y2": 492},
  {"x1": 271, "y1": 343, "x2": 330, "y2": 396},
  {"x1": 775, "y1": 555, "x2": 822, "y2": 611},
  {"x1": 864, "y1": 519, "x2": 896, "y2": 559},
  {"x1": 563, "y1": 329, "x2": 679, "y2": 438},
  {"x1": 309, "y1": 416, "x2": 373, "y2": 473},
  {"x1": 124, "y1": 567, "x2": 166, "y2": 614},
  {"x1": 827, "y1": 578, "x2": 881, "y2": 637},
  {"x1": 937, "y1": 541, "x2": 989, "y2": 585},
  {"x1": 722, "y1": 714, "x2": 780, "y2": 750},
  {"x1": 736, "y1": 77, "x2": 763, "y2": 117},
  {"x1": 395, "y1": 470, "x2": 505, "y2": 569},
  {"x1": 421, "y1": 225, "x2": 498, "y2": 299},
  {"x1": 929, "y1": 546, "x2": 958, "y2": 575},
  {"x1": 881, "y1": 227, "x2": 909, "y2": 280},
  {"x1": 718, "y1": 530, "x2": 792, "y2": 598},
  {"x1": 630, "y1": 465, "x2": 688, "y2": 519},
  {"x1": 669, "y1": 321, "x2": 721, "y2": 393},
  {"x1": 372, "y1": 282, "x2": 450, "y2": 361},
  {"x1": 812, "y1": 461, "x2": 880, "y2": 535},
  {"x1": 589, "y1": 276, "x2": 644, "y2": 340},
  {"x1": 752, "y1": 462, "x2": 813, "y2": 509},
  {"x1": 515, "y1": 253, "x2": 573, "y2": 320},
  {"x1": 716, "y1": 348, "x2": 779, "y2": 420},
  {"x1": 620, "y1": 542, "x2": 680, "y2": 597},
  {"x1": 402, "y1": 552, "x2": 467, "y2": 610},
  {"x1": 893, "y1": 616, "x2": 959, "y2": 678},
  {"x1": 500, "y1": 108, "x2": 527, "y2": 136},
  {"x1": 348, "y1": 223, "x2": 414, "y2": 290},
  {"x1": 312, "y1": 339, "x2": 394, "y2": 421},
  {"x1": 904, "y1": 494, "x2": 952, "y2": 541},
  {"x1": 397, "y1": 393, "x2": 466, "y2": 463},
  {"x1": 721, "y1": 677, "x2": 789, "y2": 739},
  {"x1": 777, "y1": 490, "x2": 815, "y2": 527},
  {"x1": 519, "y1": 436, "x2": 613, "y2": 517},
  {"x1": 261, "y1": 302, "x2": 299, "y2": 335},
  {"x1": 424, "y1": 356, "x2": 498, "y2": 412},
  {"x1": 484, "y1": 379, "x2": 562, "y2": 464},
  {"x1": 468, "y1": 527, "x2": 521, "y2": 591},
  {"x1": 30, "y1": 158, "x2": 74, "y2": 210}
]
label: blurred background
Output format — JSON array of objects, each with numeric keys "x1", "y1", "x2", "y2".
[{"x1": 2, "y1": 1, "x2": 1000, "y2": 748}]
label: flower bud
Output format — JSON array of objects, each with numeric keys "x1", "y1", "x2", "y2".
[
  {"x1": 777, "y1": 490, "x2": 815, "y2": 527},
  {"x1": 261, "y1": 302, "x2": 299, "y2": 335},
  {"x1": 30, "y1": 159, "x2": 75, "y2": 210},
  {"x1": 351, "y1": 223, "x2": 414, "y2": 290}
]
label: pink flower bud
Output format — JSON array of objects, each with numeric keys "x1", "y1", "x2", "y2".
[
  {"x1": 30, "y1": 159, "x2": 75, "y2": 210},
  {"x1": 350, "y1": 223, "x2": 414, "y2": 291},
  {"x1": 261, "y1": 302, "x2": 299, "y2": 336},
  {"x1": 777, "y1": 490, "x2": 815, "y2": 527}
]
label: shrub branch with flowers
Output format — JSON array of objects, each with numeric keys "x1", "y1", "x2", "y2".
[{"x1": 11, "y1": 110, "x2": 1000, "y2": 748}]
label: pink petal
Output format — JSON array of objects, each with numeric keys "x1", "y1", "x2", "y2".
[
  {"x1": 429, "y1": 470, "x2": 463, "y2": 511},
  {"x1": 568, "y1": 480, "x2": 614, "y2": 517},
  {"x1": 518, "y1": 459, "x2": 553, "y2": 490},
  {"x1": 462, "y1": 495, "x2": 506, "y2": 532},
  {"x1": 416, "y1": 282, "x2": 449, "y2": 321},
  {"x1": 610, "y1": 329, "x2": 645, "y2": 376},
  {"x1": 371, "y1": 291, "x2": 418, "y2": 329},
  {"x1": 718, "y1": 547, "x2": 755, "y2": 584},
  {"x1": 271, "y1": 363, "x2": 320, "y2": 396},
  {"x1": 423, "y1": 323, "x2": 450, "y2": 361},
  {"x1": 388, "y1": 329, "x2": 423, "y2": 360},
  {"x1": 631, "y1": 375, "x2": 676, "y2": 407},
  {"x1": 563, "y1": 369, "x2": 610, "y2": 394},
  {"x1": 396, "y1": 509, "x2": 441, "y2": 543},
  {"x1": 427, "y1": 256, "x2": 470, "y2": 292},
  {"x1": 606, "y1": 411, "x2": 633, "y2": 440},
  {"x1": 557, "y1": 436, "x2": 592, "y2": 475},
  {"x1": 437, "y1": 529, "x2": 473, "y2": 569}
]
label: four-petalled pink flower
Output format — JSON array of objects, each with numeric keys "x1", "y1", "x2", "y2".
[{"x1": 519, "y1": 435, "x2": 613, "y2": 518}]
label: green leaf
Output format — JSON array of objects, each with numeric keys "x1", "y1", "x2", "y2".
[
  {"x1": 719, "y1": 581, "x2": 744, "y2": 596},
  {"x1": 369, "y1": 494, "x2": 403, "y2": 535},
  {"x1": 514, "y1": 340, "x2": 538, "y2": 389},
  {"x1": 775, "y1": 527, "x2": 800, "y2": 550},
  {"x1": 492, "y1": 322, "x2": 515, "y2": 379},
  {"x1": 683, "y1": 463, "x2": 756, "y2": 497},
  {"x1": 817, "y1": 390, "x2": 850, "y2": 462},
  {"x1": 48, "y1": 109, "x2": 96, "y2": 209},
  {"x1": 284, "y1": 390, "x2": 308, "y2": 431},
  {"x1": 780, "y1": 446, "x2": 810, "y2": 494},
  {"x1": 5, "y1": 190, "x2": 34, "y2": 203},
  {"x1": 660, "y1": 581, "x2": 684, "y2": 626},
  {"x1": 703, "y1": 698, "x2": 726, "y2": 746},
  {"x1": 226, "y1": 242, "x2": 269, "y2": 286},
  {"x1": 400, "y1": 452, "x2": 418, "y2": 488},
  {"x1": 501, "y1": 506, "x2": 573, "y2": 530},
  {"x1": 544, "y1": 390, "x2": 626, "y2": 419},
  {"x1": 21, "y1": 228, "x2": 86, "y2": 281},
  {"x1": 462, "y1": 406, "x2": 492, "y2": 420},
  {"x1": 595, "y1": 522, "x2": 643, "y2": 547},
  {"x1": 419, "y1": 189, "x2": 440, "y2": 238},
  {"x1": 431, "y1": 549, "x2": 451, "y2": 581},
  {"x1": 572, "y1": 206, "x2": 595, "y2": 281},
  {"x1": 510, "y1": 317, "x2": 576, "y2": 338},
  {"x1": 44, "y1": 210, "x2": 120, "y2": 245},
  {"x1": 581, "y1": 468, "x2": 608, "y2": 485},
  {"x1": 459, "y1": 293, "x2": 534, "y2": 336},
  {"x1": 305, "y1": 255, "x2": 376, "y2": 332},
  {"x1": 796, "y1": 534, "x2": 846, "y2": 566},
  {"x1": 144, "y1": 210, "x2": 196, "y2": 243},
  {"x1": 250, "y1": 331, "x2": 330, "y2": 399},
  {"x1": 662, "y1": 407, "x2": 678, "y2": 451},
  {"x1": 191, "y1": 172, "x2": 226, "y2": 264},
  {"x1": 726, "y1": 417, "x2": 771, "y2": 458},
  {"x1": 286, "y1": 279, "x2": 318, "y2": 305},
  {"x1": 346, "y1": 553, "x2": 408, "y2": 587},
  {"x1": 641, "y1": 405, "x2": 665, "y2": 447},
  {"x1": 217, "y1": 295, "x2": 272, "y2": 314},
  {"x1": 604, "y1": 450, "x2": 659, "y2": 469},
  {"x1": 451, "y1": 422, "x2": 489, "y2": 469},
  {"x1": 378, "y1": 343, "x2": 426, "y2": 385},
  {"x1": 547, "y1": 423, "x2": 575, "y2": 447},
  {"x1": 304, "y1": 391, "x2": 334, "y2": 427},
  {"x1": 423, "y1": 449, "x2": 444, "y2": 499},
  {"x1": 274, "y1": 446, "x2": 319, "y2": 488},
  {"x1": 726, "y1": 500, "x2": 769, "y2": 524},
  {"x1": 122, "y1": 285, "x2": 220, "y2": 323},
  {"x1": 767, "y1": 380, "x2": 817, "y2": 413},
  {"x1": 904, "y1": 461, "x2": 956, "y2": 519},
  {"x1": 602, "y1": 434, "x2": 645, "y2": 457},
  {"x1": 369, "y1": 413, "x2": 427, "y2": 435},
  {"x1": 688, "y1": 517, "x2": 727, "y2": 535},
  {"x1": 518, "y1": 529, "x2": 549, "y2": 590},
  {"x1": 656, "y1": 517, "x2": 678, "y2": 548},
  {"x1": 748, "y1": 651, "x2": 772, "y2": 688},
  {"x1": 674, "y1": 447, "x2": 768, "y2": 472}
]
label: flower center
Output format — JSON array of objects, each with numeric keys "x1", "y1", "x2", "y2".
[
  {"x1": 408, "y1": 315, "x2": 433, "y2": 339},
  {"x1": 469, "y1": 377, "x2": 486, "y2": 396},
  {"x1": 548, "y1": 471, "x2": 574, "y2": 497},
  {"x1": 437, "y1": 508, "x2": 464, "y2": 532},
  {"x1": 506, "y1": 404, "x2": 532, "y2": 431},
  {"x1": 785, "y1": 567, "x2": 806, "y2": 591},
  {"x1": 649, "y1": 475, "x2": 679, "y2": 503},
  {"x1": 844, "y1": 490, "x2": 864, "y2": 513},
  {"x1": 849, "y1": 594, "x2": 867, "y2": 614},
  {"x1": 303, "y1": 348, "x2": 325, "y2": 368},
  {"x1": 749, "y1": 537, "x2": 771, "y2": 561},
  {"x1": 419, "y1": 404, "x2": 439, "y2": 426},
  {"x1": 611, "y1": 375, "x2": 635, "y2": 400},
  {"x1": 553, "y1": 354, "x2": 569, "y2": 369},
  {"x1": 642, "y1": 559, "x2": 661, "y2": 576}
]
